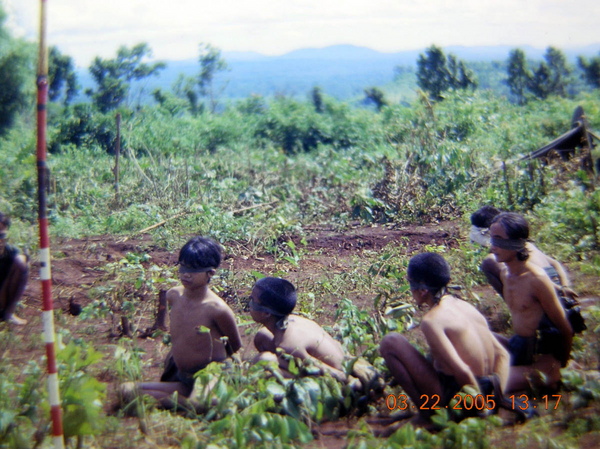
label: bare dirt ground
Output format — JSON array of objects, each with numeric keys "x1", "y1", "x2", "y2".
[{"x1": 7, "y1": 220, "x2": 600, "y2": 447}]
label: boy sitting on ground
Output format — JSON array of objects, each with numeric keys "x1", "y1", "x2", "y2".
[
  {"x1": 250, "y1": 276, "x2": 357, "y2": 384},
  {"x1": 250, "y1": 277, "x2": 383, "y2": 396},
  {"x1": 379, "y1": 253, "x2": 510, "y2": 426},
  {"x1": 488, "y1": 213, "x2": 574, "y2": 392},
  {"x1": 121, "y1": 236, "x2": 242, "y2": 409},
  {"x1": 470, "y1": 206, "x2": 575, "y2": 300},
  {"x1": 0, "y1": 212, "x2": 28, "y2": 326}
]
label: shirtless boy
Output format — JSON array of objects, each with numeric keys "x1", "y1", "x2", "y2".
[
  {"x1": 0, "y1": 212, "x2": 28, "y2": 325},
  {"x1": 471, "y1": 206, "x2": 574, "y2": 299},
  {"x1": 379, "y1": 253, "x2": 509, "y2": 423},
  {"x1": 122, "y1": 237, "x2": 242, "y2": 408},
  {"x1": 488, "y1": 213, "x2": 573, "y2": 392},
  {"x1": 250, "y1": 277, "x2": 349, "y2": 383}
]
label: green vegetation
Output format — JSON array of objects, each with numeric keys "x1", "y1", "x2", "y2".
[
  {"x1": 416, "y1": 45, "x2": 476, "y2": 101},
  {"x1": 1, "y1": 9, "x2": 600, "y2": 449}
]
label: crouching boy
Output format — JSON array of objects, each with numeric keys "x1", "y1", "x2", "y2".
[
  {"x1": 121, "y1": 237, "x2": 242, "y2": 409},
  {"x1": 379, "y1": 253, "x2": 510, "y2": 425},
  {"x1": 249, "y1": 277, "x2": 350, "y2": 383}
]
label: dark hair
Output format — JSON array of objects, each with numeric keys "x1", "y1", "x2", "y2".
[
  {"x1": 491, "y1": 212, "x2": 529, "y2": 261},
  {"x1": 407, "y1": 253, "x2": 451, "y2": 295},
  {"x1": 254, "y1": 277, "x2": 297, "y2": 316},
  {"x1": 178, "y1": 236, "x2": 222, "y2": 269},
  {"x1": 0, "y1": 212, "x2": 11, "y2": 229},
  {"x1": 471, "y1": 206, "x2": 501, "y2": 228}
]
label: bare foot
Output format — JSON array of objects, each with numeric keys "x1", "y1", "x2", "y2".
[{"x1": 7, "y1": 314, "x2": 27, "y2": 326}]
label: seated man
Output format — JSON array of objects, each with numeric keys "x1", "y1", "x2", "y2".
[
  {"x1": 379, "y1": 253, "x2": 510, "y2": 425},
  {"x1": 0, "y1": 212, "x2": 28, "y2": 326},
  {"x1": 121, "y1": 237, "x2": 242, "y2": 409},
  {"x1": 470, "y1": 206, "x2": 574, "y2": 299},
  {"x1": 489, "y1": 213, "x2": 573, "y2": 392},
  {"x1": 250, "y1": 277, "x2": 350, "y2": 383}
]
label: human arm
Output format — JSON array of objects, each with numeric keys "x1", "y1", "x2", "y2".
[
  {"x1": 491, "y1": 339, "x2": 510, "y2": 393},
  {"x1": 546, "y1": 256, "x2": 570, "y2": 288},
  {"x1": 213, "y1": 306, "x2": 243, "y2": 354},
  {"x1": 534, "y1": 275, "x2": 573, "y2": 366},
  {"x1": 421, "y1": 320, "x2": 479, "y2": 391},
  {"x1": 279, "y1": 346, "x2": 348, "y2": 383},
  {"x1": 546, "y1": 257, "x2": 578, "y2": 299}
]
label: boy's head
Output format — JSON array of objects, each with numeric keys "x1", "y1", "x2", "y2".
[
  {"x1": 490, "y1": 212, "x2": 529, "y2": 261},
  {"x1": 407, "y1": 253, "x2": 451, "y2": 303},
  {"x1": 470, "y1": 206, "x2": 501, "y2": 247},
  {"x1": 178, "y1": 236, "x2": 222, "y2": 270},
  {"x1": 470, "y1": 206, "x2": 501, "y2": 229},
  {"x1": 250, "y1": 277, "x2": 297, "y2": 328}
]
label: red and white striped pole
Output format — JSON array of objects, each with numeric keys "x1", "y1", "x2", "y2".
[{"x1": 37, "y1": 1, "x2": 65, "y2": 448}]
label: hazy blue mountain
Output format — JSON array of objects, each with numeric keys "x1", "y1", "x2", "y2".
[{"x1": 75, "y1": 43, "x2": 600, "y2": 104}]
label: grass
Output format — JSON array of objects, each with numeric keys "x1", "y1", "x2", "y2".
[{"x1": 1, "y1": 88, "x2": 599, "y2": 447}]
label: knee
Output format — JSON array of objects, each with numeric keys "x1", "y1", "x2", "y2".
[
  {"x1": 254, "y1": 329, "x2": 275, "y2": 352},
  {"x1": 379, "y1": 333, "x2": 409, "y2": 360},
  {"x1": 252, "y1": 351, "x2": 279, "y2": 366},
  {"x1": 14, "y1": 255, "x2": 29, "y2": 278}
]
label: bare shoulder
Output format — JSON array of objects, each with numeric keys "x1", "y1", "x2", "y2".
[
  {"x1": 205, "y1": 291, "x2": 235, "y2": 314},
  {"x1": 166, "y1": 286, "x2": 184, "y2": 304},
  {"x1": 528, "y1": 263, "x2": 555, "y2": 286},
  {"x1": 424, "y1": 296, "x2": 481, "y2": 329}
]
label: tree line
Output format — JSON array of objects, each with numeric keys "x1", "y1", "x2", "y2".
[
  {"x1": 2, "y1": 1, "x2": 600, "y2": 140},
  {"x1": 413, "y1": 44, "x2": 600, "y2": 104}
]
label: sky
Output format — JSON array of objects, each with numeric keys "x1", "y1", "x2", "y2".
[{"x1": 3, "y1": 0, "x2": 600, "y2": 68}]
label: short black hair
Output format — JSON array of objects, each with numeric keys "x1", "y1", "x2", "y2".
[
  {"x1": 178, "y1": 236, "x2": 222, "y2": 269},
  {"x1": 471, "y1": 206, "x2": 501, "y2": 228},
  {"x1": 407, "y1": 253, "x2": 451, "y2": 293},
  {"x1": 0, "y1": 212, "x2": 11, "y2": 229},
  {"x1": 491, "y1": 212, "x2": 529, "y2": 261},
  {"x1": 254, "y1": 277, "x2": 297, "y2": 316}
]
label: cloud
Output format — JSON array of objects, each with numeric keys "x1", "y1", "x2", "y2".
[{"x1": 3, "y1": 0, "x2": 600, "y2": 67}]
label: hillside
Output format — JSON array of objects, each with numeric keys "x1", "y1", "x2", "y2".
[{"x1": 75, "y1": 43, "x2": 600, "y2": 104}]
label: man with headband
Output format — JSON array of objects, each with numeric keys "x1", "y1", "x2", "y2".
[
  {"x1": 250, "y1": 276, "x2": 349, "y2": 383},
  {"x1": 489, "y1": 213, "x2": 573, "y2": 392},
  {"x1": 380, "y1": 253, "x2": 510, "y2": 427},
  {"x1": 0, "y1": 212, "x2": 28, "y2": 325},
  {"x1": 120, "y1": 236, "x2": 242, "y2": 409},
  {"x1": 471, "y1": 206, "x2": 575, "y2": 300}
]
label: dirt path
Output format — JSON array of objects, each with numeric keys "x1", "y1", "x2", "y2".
[{"x1": 6, "y1": 220, "x2": 599, "y2": 447}]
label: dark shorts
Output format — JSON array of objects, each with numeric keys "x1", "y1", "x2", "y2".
[
  {"x1": 437, "y1": 372, "x2": 500, "y2": 413},
  {"x1": 160, "y1": 352, "x2": 196, "y2": 394},
  {"x1": 160, "y1": 351, "x2": 233, "y2": 395},
  {"x1": 437, "y1": 371, "x2": 462, "y2": 406},
  {"x1": 508, "y1": 331, "x2": 566, "y2": 366}
]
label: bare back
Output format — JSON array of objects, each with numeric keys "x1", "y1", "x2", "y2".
[
  {"x1": 276, "y1": 315, "x2": 345, "y2": 371},
  {"x1": 168, "y1": 286, "x2": 241, "y2": 373},
  {"x1": 423, "y1": 296, "x2": 509, "y2": 389}
]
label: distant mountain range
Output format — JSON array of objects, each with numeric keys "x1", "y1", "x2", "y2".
[{"x1": 75, "y1": 44, "x2": 600, "y2": 103}]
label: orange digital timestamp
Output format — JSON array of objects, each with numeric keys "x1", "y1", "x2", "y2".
[
  {"x1": 386, "y1": 394, "x2": 496, "y2": 411},
  {"x1": 386, "y1": 393, "x2": 562, "y2": 411},
  {"x1": 508, "y1": 394, "x2": 562, "y2": 410}
]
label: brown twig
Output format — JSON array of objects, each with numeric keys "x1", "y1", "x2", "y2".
[
  {"x1": 121, "y1": 316, "x2": 133, "y2": 338},
  {"x1": 135, "y1": 211, "x2": 188, "y2": 235}
]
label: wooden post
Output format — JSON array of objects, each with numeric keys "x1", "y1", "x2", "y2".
[
  {"x1": 503, "y1": 161, "x2": 513, "y2": 208},
  {"x1": 121, "y1": 316, "x2": 133, "y2": 338},
  {"x1": 155, "y1": 290, "x2": 168, "y2": 330},
  {"x1": 114, "y1": 113, "x2": 121, "y2": 203}
]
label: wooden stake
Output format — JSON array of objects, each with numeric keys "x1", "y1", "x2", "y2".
[
  {"x1": 121, "y1": 316, "x2": 133, "y2": 338},
  {"x1": 503, "y1": 161, "x2": 513, "y2": 207},
  {"x1": 155, "y1": 290, "x2": 168, "y2": 331},
  {"x1": 114, "y1": 113, "x2": 121, "y2": 203}
]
